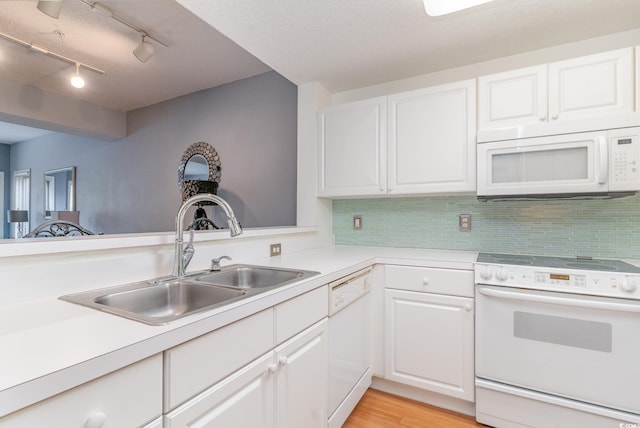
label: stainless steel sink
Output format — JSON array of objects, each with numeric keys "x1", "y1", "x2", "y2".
[
  {"x1": 59, "y1": 264, "x2": 319, "y2": 325},
  {"x1": 196, "y1": 264, "x2": 320, "y2": 289},
  {"x1": 60, "y1": 280, "x2": 246, "y2": 325}
]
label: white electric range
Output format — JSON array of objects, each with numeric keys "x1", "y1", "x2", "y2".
[{"x1": 474, "y1": 253, "x2": 640, "y2": 427}]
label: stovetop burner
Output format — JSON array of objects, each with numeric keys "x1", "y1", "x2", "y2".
[{"x1": 477, "y1": 253, "x2": 640, "y2": 273}]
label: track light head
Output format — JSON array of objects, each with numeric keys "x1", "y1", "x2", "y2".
[
  {"x1": 37, "y1": 0, "x2": 63, "y2": 19},
  {"x1": 133, "y1": 34, "x2": 155, "y2": 63},
  {"x1": 70, "y1": 63, "x2": 85, "y2": 89}
]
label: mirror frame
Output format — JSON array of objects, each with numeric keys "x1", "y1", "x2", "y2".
[
  {"x1": 44, "y1": 166, "x2": 76, "y2": 214},
  {"x1": 177, "y1": 142, "x2": 221, "y2": 191}
]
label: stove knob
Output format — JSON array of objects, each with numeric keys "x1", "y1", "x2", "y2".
[
  {"x1": 620, "y1": 278, "x2": 637, "y2": 293},
  {"x1": 495, "y1": 269, "x2": 508, "y2": 282},
  {"x1": 478, "y1": 266, "x2": 492, "y2": 281}
]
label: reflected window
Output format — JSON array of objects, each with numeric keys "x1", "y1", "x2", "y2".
[{"x1": 13, "y1": 169, "x2": 30, "y2": 237}]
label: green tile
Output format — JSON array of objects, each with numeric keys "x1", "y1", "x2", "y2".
[{"x1": 333, "y1": 194, "x2": 640, "y2": 259}]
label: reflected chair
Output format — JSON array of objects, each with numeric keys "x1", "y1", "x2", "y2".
[{"x1": 24, "y1": 220, "x2": 95, "y2": 238}]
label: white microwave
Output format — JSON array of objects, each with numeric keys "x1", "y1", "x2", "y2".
[{"x1": 477, "y1": 128, "x2": 640, "y2": 200}]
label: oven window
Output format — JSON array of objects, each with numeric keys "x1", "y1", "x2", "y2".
[
  {"x1": 513, "y1": 311, "x2": 612, "y2": 352},
  {"x1": 492, "y1": 147, "x2": 588, "y2": 183}
]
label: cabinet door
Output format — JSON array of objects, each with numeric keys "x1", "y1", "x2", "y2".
[
  {"x1": 478, "y1": 65, "x2": 547, "y2": 130},
  {"x1": 318, "y1": 97, "x2": 387, "y2": 197},
  {"x1": 384, "y1": 289, "x2": 474, "y2": 401},
  {"x1": 387, "y1": 80, "x2": 476, "y2": 194},
  {"x1": 165, "y1": 352, "x2": 276, "y2": 428},
  {"x1": 0, "y1": 355, "x2": 162, "y2": 428},
  {"x1": 275, "y1": 319, "x2": 328, "y2": 428},
  {"x1": 548, "y1": 48, "x2": 634, "y2": 122}
]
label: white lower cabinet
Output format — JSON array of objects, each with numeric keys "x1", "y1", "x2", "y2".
[
  {"x1": 165, "y1": 319, "x2": 328, "y2": 428},
  {"x1": 384, "y1": 265, "x2": 474, "y2": 402},
  {"x1": 276, "y1": 319, "x2": 328, "y2": 428},
  {"x1": 0, "y1": 355, "x2": 163, "y2": 428},
  {"x1": 164, "y1": 286, "x2": 329, "y2": 427},
  {"x1": 165, "y1": 351, "x2": 276, "y2": 428}
]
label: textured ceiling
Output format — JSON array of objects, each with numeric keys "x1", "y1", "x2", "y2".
[
  {"x1": 0, "y1": 0, "x2": 270, "y2": 112},
  {"x1": 178, "y1": 0, "x2": 640, "y2": 92}
]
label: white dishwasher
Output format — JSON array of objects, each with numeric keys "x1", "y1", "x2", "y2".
[{"x1": 328, "y1": 267, "x2": 372, "y2": 428}]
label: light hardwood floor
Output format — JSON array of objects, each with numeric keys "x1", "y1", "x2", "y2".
[{"x1": 343, "y1": 389, "x2": 486, "y2": 427}]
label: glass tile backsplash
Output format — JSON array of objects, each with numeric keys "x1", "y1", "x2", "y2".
[{"x1": 333, "y1": 194, "x2": 640, "y2": 259}]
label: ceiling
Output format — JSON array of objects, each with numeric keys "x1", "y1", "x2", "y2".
[
  {"x1": 0, "y1": 0, "x2": 271, "y2": 143},
  {"x1": 178, "y1": 0, "x2": 640, "y2": 92},
  {"x1": 3, "y1": 0, "x2": 640, "y2": 144}
]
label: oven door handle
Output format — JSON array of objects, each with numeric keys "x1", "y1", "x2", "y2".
[{"x1": 477, "y1": 286, "x2": 640, "y2": 313}]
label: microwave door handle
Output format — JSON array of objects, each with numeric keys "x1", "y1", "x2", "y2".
[
  {"x1": 595, "y1": 136, "x2": 608, "y2": 185},
  {"x1": 477, "y1": 286, "x2": 640, "y2": 313}
]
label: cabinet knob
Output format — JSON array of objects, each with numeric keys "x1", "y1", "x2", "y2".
[
  {"x1": 422, "y1": 277, "x2": 429, "y2": 286},
  {"x1": 85, "y1": 412, "x2": 106, "y2": 428},
  {"x1": 539, "y1": 116, "x2": 546, "y2": 121},
  {"x1": 551, "y1": 114, "x2": 559, "y2": 120},
  {"x1": 464, "y1": 304, "x2": 472, "y2": 312},
  {"x1": 278, "y1": 356, "x2": 289, "y2": 366},
  {"x1": 268, "y1": 363, "x2": 278, "y2": 374}
]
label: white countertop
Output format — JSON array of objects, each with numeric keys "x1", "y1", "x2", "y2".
[{"x1": 0, "y1": 245, "x2": 477, "y2": 417}]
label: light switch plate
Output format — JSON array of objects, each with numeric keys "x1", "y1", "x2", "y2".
[{"x1": 353, "y1": 215, "x2": 363, "y2": 230}]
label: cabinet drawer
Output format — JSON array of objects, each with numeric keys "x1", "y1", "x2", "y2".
[
  {"x1": 0, "y1": 355, "x2": 162, "y2": 428},
  {"x1": 164, "y1": 308, "x2": 274, "y2": 411},
  {"x1": 276, "y1": 285, "x2": 328, "y2": 344},
  {"x1": 385, "y1": 265, "x2": 473, "y2": 297}
]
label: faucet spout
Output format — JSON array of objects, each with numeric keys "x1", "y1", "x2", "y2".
[{"x1": 172, "y1": 193, "x2": 243, "y2": 277}]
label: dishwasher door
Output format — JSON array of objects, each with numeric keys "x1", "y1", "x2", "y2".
[{"x1": 328, "y1": 268, "x2": 372, "y2": 427}]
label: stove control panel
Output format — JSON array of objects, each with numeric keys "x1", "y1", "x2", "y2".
[{"x1": 475, "y1": 263, "x2": 640, "y2": 299}]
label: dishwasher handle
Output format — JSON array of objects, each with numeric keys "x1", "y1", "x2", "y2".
[
  {"x1": 329, "y1": 268, "x2": 372, "y2": 316},
  {"x1": 477, "y1": 286, "x2": 640, "y2": 313}
]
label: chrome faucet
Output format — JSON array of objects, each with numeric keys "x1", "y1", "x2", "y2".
[{"x1": 172, "y1": 193, "x2": 242, "y2": 277}]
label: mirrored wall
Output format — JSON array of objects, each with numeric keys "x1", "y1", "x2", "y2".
[{"x1": 0, "y1": 71, "x2": 298, "y2": 239}]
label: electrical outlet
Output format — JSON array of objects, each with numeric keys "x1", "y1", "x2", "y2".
[
  {"x1": 353, "y1": 215, "x2": 363, "y2": 230},
  {"x1": 270, "y1": 243, "x2": 282, "y2": 257},
  {"x1": 459, "y1": 214, "x2": 472, "y2": 231}
]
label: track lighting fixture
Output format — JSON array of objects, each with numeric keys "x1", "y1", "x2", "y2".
[
  {"x1": 36, "y1": 0, "x2": 63, "y2": 19},
  {"x1": 133, "y1": 34, "x2": 155, "y2": 63},
  {"x1": 70, "y1": 63, "x2": 85, "y2": 89},
  {"x1": 0, "y1": 32, "x2": 104, "y2": 89},
  {"x1": 80, "y1": 0, "x2": 168, "y2": 62}
]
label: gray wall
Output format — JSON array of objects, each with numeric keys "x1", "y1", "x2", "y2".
[{"x1": 9, "y1": 71, "x2": 297, "y2": 235}]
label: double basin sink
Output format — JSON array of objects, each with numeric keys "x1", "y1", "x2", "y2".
[{"x1": 60, "y1": 264, "x2": 320, "y2": 325}]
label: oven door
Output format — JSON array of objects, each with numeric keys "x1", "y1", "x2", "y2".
[
  {"x1": 476, "y1": 285, "x2": 640, "y2": 414},
  {"x1": 477, "y1": 131, "x2": 608, "y2": 197}
]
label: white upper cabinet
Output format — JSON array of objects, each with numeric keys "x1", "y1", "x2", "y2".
[
  {"x1": 318, "y1": 97, "x2": 387, "y2": 197},
  {"x1": 319, "y1": 80, "x2": 476, "y2": 198},
  {"x1": 478, "y1": 48, "x2": 635, "y2": 142},
  {"x1": 387, "y1": 80, "x2": 476, "y2": 194},
  {"x1": 478, "y1": 65, "x2": 547, "y2": 130},
  {"x1": 548, "y1": 48, "x2": 633, "y2": 122}
]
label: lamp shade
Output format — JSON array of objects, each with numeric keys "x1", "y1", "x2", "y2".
[
  {"x1": 7, "y1": 210, "x2": 28, "y2": 223},
  {"x1": 36, "y1": 0, "x2": 63, "y2": 19}
]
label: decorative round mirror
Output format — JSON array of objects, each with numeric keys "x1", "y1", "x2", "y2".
[{"x1": 178, "y1": 142, "x2": 222, "y2": 203}]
